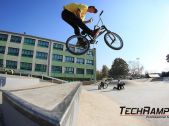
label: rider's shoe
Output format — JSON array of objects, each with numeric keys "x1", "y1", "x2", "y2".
[
  {"x1": 76, "y1": 38, "x2": 87, "y2": 49},
  {"x1": 91, "y1": 28, "x2": 100, "y2": 39}
]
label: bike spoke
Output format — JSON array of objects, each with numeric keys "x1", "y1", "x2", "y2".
[{"x1": 66, "y1": 35, "x2": 90, "y2": 55}]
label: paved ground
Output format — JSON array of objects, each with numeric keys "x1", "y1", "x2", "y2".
[
  {"x1": 11, "y1": 83, "x2": 78, "y2": 111},
  {"x1": 78, "y1": 79, "x2": 169, "y2": 126}
]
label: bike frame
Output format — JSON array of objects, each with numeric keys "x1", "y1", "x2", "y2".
[{"x1": 84, "y1": 10, "x2": 110, "y2": 43}]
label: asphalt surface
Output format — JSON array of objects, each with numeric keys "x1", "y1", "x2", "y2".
[{"x1": 82, "y1": 79, "x2": 169, "y2": 126}]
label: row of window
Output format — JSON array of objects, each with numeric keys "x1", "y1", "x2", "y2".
[
  {"x1": 0, "y1": 34, "x2": 94, "y2": 56},
  {"x1": 0, "y1": 46, "x2": 94, "y2": 64},
  {"x1": 0, "y1": 34, "x2": 49, "y2": 48},
  {"x1": 53, "y1": 55, "x2": 93, "y2": 65},
  {"x1": 2, "y1": 60, "x2": 94, "y2": 74}
]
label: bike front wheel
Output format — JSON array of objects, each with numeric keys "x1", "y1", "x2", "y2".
[
  {"x1": 66, "y1": 35, "x2": 90, "y2": 55},
  {"x1": 104, "y1": 32, "x2": 123, "y2": 50}
]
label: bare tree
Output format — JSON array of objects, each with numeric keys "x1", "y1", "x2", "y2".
[
  {"x1": 128, "y1": 61, "x2": 138, "y2": 76},
  {"x1": 166, "y1": 54, "x2": 169, "y2": 62},
  {"x1": 128, "y1": 60, "x2": 144, "y2": 77}
]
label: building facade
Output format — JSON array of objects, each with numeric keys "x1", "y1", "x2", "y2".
[{"x1": 0, "y1": 30, "x2": 96, "y2": 81}]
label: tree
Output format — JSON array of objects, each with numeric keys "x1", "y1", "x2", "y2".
[
  {"x1": 101, "y1": 65, "x2": 109, "y2": 78},
  {"x1": 145, "y1": 71, "x2": 150, "y2": 78},
  {"x1": 128, "y1": 60, "x2": 144, "y2": 78},
  {"x1": 96, "y1": 70, "x2": 102, "y2": 80},
  {"x1": 166, "y1": 54, "x2": 169, "y2": 62},
  {"x1": 128, "y1": 61, "x2": 138, "y2": 76},
  {"x1": 109, "y1": 58, "x2": 129, "y2": 79}
]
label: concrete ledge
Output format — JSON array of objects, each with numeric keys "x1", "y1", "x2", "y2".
[{"x1": 2, "y1": 82, "x2": 81, "y2": 126}]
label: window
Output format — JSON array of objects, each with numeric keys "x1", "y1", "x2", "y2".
[
  {"x1": 24, "y1": 38, "x2": 35, "y2": 45},
  {"x1": 65, "y1": 56, "x2": 74, "y2": 63},
  {"x1": 22, "y1": 49, "x2": 33, "y2": 58},
  {"x1": 53, "y1": 43, "x2": 64, "y2": 50},
  {"x1": 0, "y1": 46, "x2": 5, "y2": 54},
  {"x1": 0, "y1": 34, "x2": 8, "y2": 41},
  {"x1": 87, "y1": 50, "x2": 94, "y2": 56},
  {"x1": 8, "y1": 47, "x2": 19, "y2": 56},
  {"x1": 52, "y1": 66, "x2": 62, "y2": 73},
  {"x1": 66, "y1": 46, "x2": 75, "y2": 52},
  {"x1": 52, "y1": 54, "x2": 63, "y2": 62},
  {"x1": 38, "y1": 40, "x2": 49, "y2": 48},
  {"x1": 86, "y1": 60, "x2": 94, "y2": 65},
  {"x1": 86, "y1": 69, "x2": 94, "y2": 75},
  {"x1": 76, "y1": 58, "x2": 85, "y2": 64},
  {"x1": 65, "y1": 67, "x2": 74, "y2": 74},
  {"x1": 36, "y1": 51, "x2": 48, "y2": 60},
  {"x1": 76, "y1": 47, "x2": 84, "y2": 53},
  {"x1": 76, "y1": 68, "x2": 84, "y2": 74},
  {"x1": 0, "y1": 59, "x2": 3, "y2": 67},
  {"x1": 10, "y1": 35, "x2": 21, "y2": 43},
  {"x1": 20, "y1": 62, "x2": 32, "y2": 71},
  {"x1": 6, "y1": 60, "x2": 17, "y2": 69},
  {"x1": 35, "y1": 64, "x2": 47, "y2": 72}
]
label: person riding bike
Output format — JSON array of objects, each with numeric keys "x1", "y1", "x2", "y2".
[{"x1": 61, "y1": 3, "x2": 100, "y2": 48}]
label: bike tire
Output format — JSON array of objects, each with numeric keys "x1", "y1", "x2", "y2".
[
  {"x1": 103, "y1": 83, "x2": 108, "y2": 89},
  {"x1": 104, "y1": 32, "x2": 123, "y2": 50},
  {"x1": 98, "y1": 85, "x2": 101, "y2": 90},
  {"x1": 66, "y1": 35, "x2": 90, "y2": 55}
]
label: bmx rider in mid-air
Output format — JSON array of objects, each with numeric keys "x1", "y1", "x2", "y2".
[{"x1": 61, "y1": 3, "x2": 100, "y2": 48}]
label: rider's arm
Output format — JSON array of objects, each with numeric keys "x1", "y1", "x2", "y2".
[
  {"x1": 76, "y1": 9, "x2": 82, "y2": 19},
  {"x1": 76, "y1": 8, "x2": 92, "y2": 24},
  {"x1": 83, "y1": 19, "x2": 92, "y2": 24}
]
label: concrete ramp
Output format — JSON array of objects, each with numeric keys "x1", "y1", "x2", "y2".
[{"x1": 2, "y1": 82, "x2": 81, "y2": 126}]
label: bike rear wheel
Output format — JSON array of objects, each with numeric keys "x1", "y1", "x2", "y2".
[
  {"x1": 103, "y1": 83, "x2": 108, "y2": 89},
  {"x1": 66, "y1": 35, "x2": 90, "y2": 55},
  {"x1": 104, "y1": 32, "x2": 123, "y2": 50}
]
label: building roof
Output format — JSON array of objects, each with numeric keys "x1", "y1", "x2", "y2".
[{"x1": 0, "y1": 30, "x2": 66, "y2": 45}]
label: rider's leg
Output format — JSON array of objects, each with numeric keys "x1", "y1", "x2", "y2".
[
  {"x1": 61, "y1": 18, "x2": 86, "y2": 47},
  {"x1": 62, "y1": 10, "x2": 88, "y2": 48},
  {"x1": 62, "y1": 10, "x2": 80, "y2": 35},
  {"x1": 62, "y1": 9, "x2": 99, "y2": 38},
  {"x1": 72, "y1": 15, "x2": 100, "y2": 38}
]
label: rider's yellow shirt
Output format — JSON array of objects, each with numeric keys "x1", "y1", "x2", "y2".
[{"x1": 64, "y1": 3, "x2": 88, "y2": 21}]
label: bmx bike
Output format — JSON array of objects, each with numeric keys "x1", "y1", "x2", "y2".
[
  {"x1": 66, "y1": 10, "x2": 123, "y2": 55},
  {"x1": 98, "y1": 81, "x2": 109, "y2": 90}
]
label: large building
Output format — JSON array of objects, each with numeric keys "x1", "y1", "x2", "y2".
[{"x1": 0, "y1": 30, "x2": 96, "y2": 81}]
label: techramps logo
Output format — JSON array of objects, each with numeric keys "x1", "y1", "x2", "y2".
[{"x1": 120, "y1": 106, "x2": 169, "y2": 118}]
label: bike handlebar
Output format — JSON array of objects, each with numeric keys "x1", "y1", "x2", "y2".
[{"x1": 100, "y1": 10, "x2": 104, "y2": 16}]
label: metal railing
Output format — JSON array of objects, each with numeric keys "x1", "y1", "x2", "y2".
[{"x1": 0, "y1": 68, "x2": 67, "y2": 84}]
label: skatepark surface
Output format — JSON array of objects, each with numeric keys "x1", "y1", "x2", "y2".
[
  {"x1": 77, "y1": 79, "x2": 169, "y2": 126},
  {"x1": 0, "y1": 75, "x2": 169, "y2": 126}
]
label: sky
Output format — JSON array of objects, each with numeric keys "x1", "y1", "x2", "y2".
[{"x1": 1, "y1": 0, "x2": 169, "y2": 73}]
